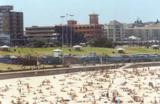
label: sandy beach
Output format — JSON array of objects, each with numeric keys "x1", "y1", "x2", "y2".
[{"x1": 0, "y1": 66, "x2": 160, "y2": 104}]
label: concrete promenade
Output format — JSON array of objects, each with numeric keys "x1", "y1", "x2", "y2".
[
  {"x1": 0, "y1": 61, "x2": 160, "y2": 80},
  {"x1": 124, "y1": 61, "x2": 160, "y2": 69},
  {"x1": 0, "y1": 64, "x2": 123, "y2": 79}
]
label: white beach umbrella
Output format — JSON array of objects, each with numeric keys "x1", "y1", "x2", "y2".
[
  {"x1": 73, "y1": 45, "x2": 82, "y2": 48},
  {"x1": 0, "y1": 45, "x2": 10, "y2": 48},
  {"x1": 128, "y1": 36, "x2": 140, "y2": 41},
  {"x1": 116, "y1": 47, "x2": 125, "y2": 51},
  {"x1": 151, "y1": 44, "x2": 159, "y2": 49},
  {"x1": 53, "y1": 49, "x2": 62, "y2": 52}
]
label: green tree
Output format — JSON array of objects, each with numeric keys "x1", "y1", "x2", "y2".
[
  {"x1": 32, "y1": 40, "x2": 45, "y2": 47},
  {"x1": 89, "y1": 37, "x2": 113, "y2": 48}
]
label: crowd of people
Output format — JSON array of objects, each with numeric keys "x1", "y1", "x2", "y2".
[{"x1": 0, "y1": 66, "x2": 160, "y2": 104}]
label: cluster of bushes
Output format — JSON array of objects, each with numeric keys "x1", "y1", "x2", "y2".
[
  {"x1": 27, "y1": 40, "x2": 62, "y2": 48},
  {"x1": 88, "y1": 36, "x2": 113, "y2": 48}
]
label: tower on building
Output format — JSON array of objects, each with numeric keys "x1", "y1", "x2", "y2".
[
  {"x1": 67, "y1": 20, "x2": 77, "y2": 26},
  {"x1": 89, "y1": 13, "x2": 99, "y2": 25}
]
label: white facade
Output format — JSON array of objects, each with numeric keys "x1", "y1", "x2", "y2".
[
  {"x1": 104, "y1": 20, "x2": 124, "y2": 42},
  {"x1": 125, "y1": 23, "x2": 160, "y2": 41},
  {"x1": 105, "y1": 20, "x2": 160, "y2": 43}
]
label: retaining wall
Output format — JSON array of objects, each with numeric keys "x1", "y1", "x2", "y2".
[
  {"x1": 125, "y1": 62, "x2": 160, "y2": 69},
  {"x1": 0, "y1": 64, "x2": 123, "y2": 80}
]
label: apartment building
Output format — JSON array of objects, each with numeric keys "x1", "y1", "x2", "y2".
[
  {"x1": 104, "y1": 20, "x2": 124, "y2": 42},
  {"x1": 0, "y1": 5, "x2": 24, "y2": 45},
  {"x1": 105, "y1": 20, "x2": 160, "y2": 44}
]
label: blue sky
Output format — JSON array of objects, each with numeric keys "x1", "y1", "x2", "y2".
[{"x1": 0, "y1": 0, "x2": 159, "y2": 27}]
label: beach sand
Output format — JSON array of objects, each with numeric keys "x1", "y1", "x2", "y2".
[{"x1": 0, "y1": 66, "x2": 160, "y2": 104}]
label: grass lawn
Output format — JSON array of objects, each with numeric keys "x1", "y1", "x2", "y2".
[
  {"x1": 0, "y1": 63, "x2": 21, "y2": 71},
  {"x1": 0, "y1": 46, "x2": 160, "y2": 72},
  {"x1": 0, "y1": 46, "x2": 160, "y2": 56},
  {"x1": 0, "y1": 63, "x2": 60, "y2": 72},
  {"x1": 125, "y1": 47, "x2": 160, "y2": 55}
]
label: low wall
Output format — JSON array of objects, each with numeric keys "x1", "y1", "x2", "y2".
[
  {"x1": 125, "y1": 62, "x2": 160, "y2": 69},
  {"x1": 0, "y1": 64, "x2": 123, "y2": 80}
]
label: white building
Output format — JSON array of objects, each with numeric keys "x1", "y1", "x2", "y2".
[
  {"x1": 104, "y1": 20, "x2": 124, "y2": 42},
  {"x1": 104, "y1": 20, "x2": 160, "y2": 44}
]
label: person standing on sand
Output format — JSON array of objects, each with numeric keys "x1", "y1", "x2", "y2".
[
  {"x1": 115, "y1": 96, "x2": 121, "y2": 104},
  {"x1": 106, "y1": 91, "x2": 109, "y2": 98}
]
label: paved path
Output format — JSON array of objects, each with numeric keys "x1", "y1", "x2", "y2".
[
  {"x1": 117, "y1": 61, "x2": 160, "y2": 70},
  {"x1": 1, "y1": 61, "x2": 160, "y2": 80},
  {"x1": 0, "y1": 64, "x2": 123, "y2": 80}
]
